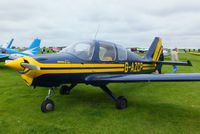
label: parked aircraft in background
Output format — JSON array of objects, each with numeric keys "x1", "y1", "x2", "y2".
[
  {"x1": 163, "y1": 49, "x2": 171, "y2": 56},
  {"x1": 5, "y1": 38, "x2": 14, "y2": 49},
  {"x1": 0, "y1": 38, "x2": 41, "y2": 61},
  {"x1": 137, "y1": 48, "x2": 148, "y2": 53},
  {"x1": 5, "y1": 37, "x2": 200, "y2": 113},
  {"x1": 0, "y1": 38, "x2": 14, "y2": 49},
  {"x1": 0, "y1": 39, "x2": 14, "y2": 60},
  {"x1": 188, "y1": 52, "x2": 200, "y2": 56}
]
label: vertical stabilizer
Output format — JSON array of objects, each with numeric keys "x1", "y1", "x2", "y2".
[
  {"x1": 145, "y1": 37, "x2": 163, "y2": 61},
  {"x1": 27, "y1": 38, "x2": 41, "y2": 55},
  {"x1": 7, "y1": 38, "x2": 14, "y2": 49}
]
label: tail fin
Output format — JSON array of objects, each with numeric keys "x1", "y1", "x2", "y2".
[
  {"x1": 145, "y1": 37, "x2": 163, "y2": 61},
  {"x1": 28, "y1": 38, "x2": 41, "y2": 55},
  {"x1": 7, "y1": 38, "x2": 14, "y2": 48}
]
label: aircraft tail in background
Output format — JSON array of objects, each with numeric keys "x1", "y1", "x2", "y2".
[
  {"x1": 23, "y1": 38, "x2": 41, "y2": 55},
  {"x1": 7, "y1": 38, "x2": 14, "y2": 49}
]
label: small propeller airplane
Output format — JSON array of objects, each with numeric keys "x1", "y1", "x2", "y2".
[
  {"x1": 0, "y1": 38, "x2": 41, "y2": 61},
  {"x1": 0, "y1": 39, "x2": 14, "y2": 61},
  {"x1": 5, "y1": 37, "x2": 200, "y2": 113}
]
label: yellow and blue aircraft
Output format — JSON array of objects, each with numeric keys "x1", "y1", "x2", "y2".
[{"x1": 5, "y1": 37, "x2": 200, "y2": 113}]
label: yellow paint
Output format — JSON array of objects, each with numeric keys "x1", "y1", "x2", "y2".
[
  {"x1": 21, "y1": 68, "x2": 125, "y2": 86},
  {"x1": 143, "y1": 67, "x2": 155, "y2": 70},
  {"x1": 5, "y1": 56, "x2": 158, "y2": 86},
  {"x1": 143, "y1": 63, "x2": 156, "y2": 68},
  {"x1": 22, "y1": 56, "x2": 125, "y2": 68},
  {"x1": 57, "y1": 61, "x2": 66, "y2": 64},
  {"x1": 188, "y1": 52, "x2": 200, "y2": 55},
  {"x1": 21, "y1": 74, "x2": 33, "y2": 86},
  {"x1": 124, "y1": 62, "x2": 129, "y2": 73},
  {"x1": 156, "y1": 48, "x2": 163, "y2": 61},
  {"x1": 152, "y1": 38, "x2": 162, "y2": 61},
  {"x1": 4, "y1": 58, "x2": 25, "y2": 71}
]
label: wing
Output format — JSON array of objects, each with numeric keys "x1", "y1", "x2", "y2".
[
  {"x1": 85, "y1": 73, "x2": 200, "y2": 83},
  {"x1": 0, "y1": 54, "x2": 8, "y2": 59}
]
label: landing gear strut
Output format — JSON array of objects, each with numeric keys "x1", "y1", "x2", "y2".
[
  {"x1": 100, "y1": 85, "x2": 128, "y2": 109},
  {"x1": 41, "y1": 84, "x2": 77, "y2": 113},
  {"x1": 41, "y1": 88, "x2": 55, "y2": 113},
  {"x1": 40, "y1": 84, "x2": 126, "y2": 113}
]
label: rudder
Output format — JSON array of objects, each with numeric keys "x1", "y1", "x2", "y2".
[
  {"x1": 7, "y1": 38, "x2": 14, "y2": 49},
  {"x1": 28, "y1": 38, "x2": 41, "y2": 55},
  {"x1": 145, "y1": 37, "x2": 163, "y2": 61}
]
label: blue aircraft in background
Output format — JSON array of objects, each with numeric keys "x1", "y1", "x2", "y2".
[
  {"x1": 0, "y1": 38, "x2": 14, "y2": 60},
  {"x1": 5, "y1": 38, "x2": 14, "y2": 49},
  {"x1": 0, "y1": 38, "x2": 41, "y2": 61},
  {"x1": 0, "y1": 38, "x2": 14, "y2": 49}
]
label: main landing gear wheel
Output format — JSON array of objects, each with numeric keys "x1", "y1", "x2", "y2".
[
  {"x1": 116, "y1": 96, "x2": 128, "y2": 109},
  {"x1": 41, "y1": 99, "x2": 55, "y2": 113},
  {"x1": 60, "y1": 84, "x2": 77, "y2": 95},
  {"x1": 100, "y1": 85, "x2": 128, "y2": 110},
  {"x1": 60, "y1": 85, "x2": 70, "y2": 95}
]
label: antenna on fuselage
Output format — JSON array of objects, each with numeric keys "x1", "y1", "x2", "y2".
[{"x1": 94, "y1": 24, "x2": 100, "y2": 40}]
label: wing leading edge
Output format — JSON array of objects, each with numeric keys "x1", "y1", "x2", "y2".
[
  {"x1": 0, "y1": 54, "x2": 8, "y2": 59},
  {"x1": 85, "y1": 73, "x2": 200, "y2": 83}
]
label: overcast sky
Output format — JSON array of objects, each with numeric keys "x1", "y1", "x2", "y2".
[{"x1": 0, "y1": 0, "x2": 200, "y2": 48}]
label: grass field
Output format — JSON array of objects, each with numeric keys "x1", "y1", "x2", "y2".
[{"x1": 0, "y1": 53, "x2": 200, "y2": 134}]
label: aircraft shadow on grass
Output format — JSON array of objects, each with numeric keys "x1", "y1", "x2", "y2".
[{"x1": 58, "y1": 90, "x2": 200, "y2": 128}]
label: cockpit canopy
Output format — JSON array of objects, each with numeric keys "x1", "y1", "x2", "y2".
[
  {"x1": 60, "y1": 41, "x2": 128, "y2": 61},
  {"x1": 60, "y1": 42, "x2": 95, "y2": 61},
  {"x1": 0, "y1": 48, "x2": 8, "y2": 54}
]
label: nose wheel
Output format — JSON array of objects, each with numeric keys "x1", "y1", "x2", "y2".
[
  {"x1": 41, "y1": 99, "x2": 54, "y2": 112},
  {"x1": 41, "y1": 84, "x2": 77, "y2": 113},
  {"x1": 41, "y1": 88, "x2": 55, "y2": 113}
]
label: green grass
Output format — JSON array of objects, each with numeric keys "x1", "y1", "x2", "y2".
[{"x1": 0, "y1": 53, "x2": 200, "y2": 134}]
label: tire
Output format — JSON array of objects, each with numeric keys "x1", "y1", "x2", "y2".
[
  {"x1": 41, "y1": 99, "x2": 55, "y2": 113},
  {"x1": 60, "y1": 85, "x2": 70, "y2": 95},
  {"x1": 116, "y1": 96, "x2": 128, "y2": 109}
]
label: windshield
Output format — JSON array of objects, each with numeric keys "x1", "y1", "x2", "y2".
[
  {"x1": 0, "y1": 48, "x2": 7, "y2": 53},
  {"x1": 99, "y1": 42, "x2": 116, "y2": 61},
  {"x1": 117, "y1": 45, "x2": 127, "y2": 61},
  {"x1": 59, "y1": 42, "x2": 95, "y2": 61}
]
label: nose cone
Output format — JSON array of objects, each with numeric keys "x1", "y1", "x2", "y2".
[{"x1": 5, "y1": 57, "x2": 25, "y2": 71}]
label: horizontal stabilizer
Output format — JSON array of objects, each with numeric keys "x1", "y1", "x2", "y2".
[{"x1": 146, "y1": 60, "x2": 192, "y2": 66}]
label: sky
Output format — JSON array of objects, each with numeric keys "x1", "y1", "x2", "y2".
[{"x1": 0, "y1": 0, "x2": 200, "y2": 48}]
